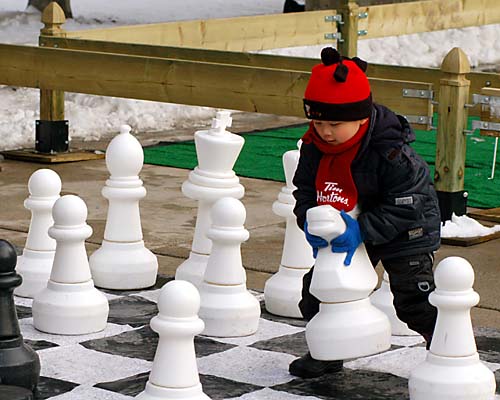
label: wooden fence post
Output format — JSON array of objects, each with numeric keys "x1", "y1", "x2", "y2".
[
  {"x1": 434, "y1": 47, "x2": 471, "y2": 221},
  {"x1": 38, "y1": 2, "x2": 68, "y2": 153},
  {"x1": 338, "y1": 0, "x2": 359, "y2": 57}
]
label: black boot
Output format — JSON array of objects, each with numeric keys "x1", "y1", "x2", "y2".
[{"x1": 289, "y1": 352, "x2": 343, "y2": 378}]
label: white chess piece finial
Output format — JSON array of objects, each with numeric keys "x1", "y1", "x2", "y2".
[
  {"x1": 370, "y1": 271, "x2": 419, "y2": 336},
  {"x1": 137, "y1": 280, "x2": 210, "y2": 400},
  {"x1": 89, "y1": 124, "x2": 158, "y2": 289},
  {"x1": 176, "y1": 112, "x2": 245, "y2": 287},
  {"x1": 15, "y1": 169, "x2": 61, "y2": 298},
  {"x1": 198, "y1": 197, "x2": 260, "y2": 337},
  {"x1": 409, "y1": 257, "x2": 496, "y2": 399},
  {"x1": 33, "y1": 195, "x2": 109, "y2": 335},
  {"x1": 305, "y1": 205, "x2": 391, "y2": 360},
  {"x1": 264, "y1": 141, "x2": 314, "y2": 318}
]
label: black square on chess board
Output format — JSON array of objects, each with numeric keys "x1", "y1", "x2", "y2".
[{"x1": 13, "y1": 283, "x2": 500, "y2": 400}]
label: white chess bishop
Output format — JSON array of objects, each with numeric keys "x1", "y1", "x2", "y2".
[
  {"x1": 89, "y1": 125, "x2": 158, "y2": 290},
  {"x1": 370, "y1": 271, "x2": 419, "y2": 336},
  {"x1": 136, "y1": 280, "x2": 210, "y2": 400},
  {"x1": 198, "y1": 197, "x2": 260, "y2": 337},
  {"x1": 264, "y1": 142, "x2": 314, "y2": 318},
  {"x1": 15, "y1": 169, "x2": 61, "y2": 298},
  {"x1": 32, "y1": 195, "x2": 109, "y2": 335},
  {"x1": 176, "y1": 111, "x2": 245, "y2": 287},
  {"x1": 409, "y1": 256, "x2": 496, "y2": 400},
  {"x1": 305, "y1": 205, "x2": 391, "y2": 360}
]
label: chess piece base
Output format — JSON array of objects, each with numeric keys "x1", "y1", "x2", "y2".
[
  {"x1": 175, "y1": 252, "x2": 209, "y2": 288},
  {"x1": 136, "y1": 381, "x2": 210, "y2": 400},
  {"x1": 264, "y1": 266, "x2": 310, "y2": 318},
  {"x1": 370, "y1": 284, "x2": 419, "y2": 336},
  {"x1": 306, "y1": 298, "x2": 391, "y2": 360},
  {"x1": 33, "y1": 280, "x2": 109, "y2": 335},
  {"x1": 14, "y1": 251, "x2": 55, "y2": 298},
  {"x1": 199, "y1": 283, "x2": 261, "y2": 337},
  {"x1": 409, "y1": 352, "x2": 496, "y2": 400},
  {"x1": 90, "y1": 240, "x2": 158, "y2": 290},
  {"x1": 0, "y1": 338, "x2": 40, "y2": 392}
]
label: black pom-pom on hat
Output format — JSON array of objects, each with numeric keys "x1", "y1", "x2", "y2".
[
  {"x1": 352, "y1": 56, "x2": 368, "y2": 72},
  {"x1": 333, "y1": 63, "x2": 348, "y2": 82},
  {"x1": 321, "y1": 47, "x2": 341, "y2": 66}
]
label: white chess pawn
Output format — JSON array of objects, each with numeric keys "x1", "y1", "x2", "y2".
[
  {"x1": 198, "y1": 197, "x2": 260, "y2": 337},
  {"x1": 136, "y1": 280, "x2": 210, "y2": 400},
  {"x1": 33, "y1": 195, "x2": 109, "y2": 335},
  {"x1": 264, "y1": 142, "x2": 314, "y2": 318},
  {"x1": 305, "y1": 205, "x2": 391, "y2": 360},
  {"x1": 176, "y1": 111, "x2": 245, "y2": 287},
  {"x1": 15, "y1": 169, "x2": 61, "y2": 298},
  {"x1": 370, "y1": 271, "x2": 419, "y2": 336},
  {"x1": 89, "y1": 125, "x2": 158, "y2": 290},
  {"x1": 409, "y1": 257, "x2": 496, "y2": 400}
]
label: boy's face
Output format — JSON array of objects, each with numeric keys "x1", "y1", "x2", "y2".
[{"x1": 313, "y1": 118, "x2": 368, "y2": 145}]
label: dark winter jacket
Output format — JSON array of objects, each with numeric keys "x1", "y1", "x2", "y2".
[{"x1": 293, "y1": 103, "x2": 441, "y2": 260}]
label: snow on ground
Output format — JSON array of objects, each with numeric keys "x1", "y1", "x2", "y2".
[
  {"x1": 441, "y1": 214, "x2": 500, "y2": 238},
  {"x1": 1, "y1": 0, "x2": 500, "y2": 154}
]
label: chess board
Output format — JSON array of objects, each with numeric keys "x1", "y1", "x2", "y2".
[{"x1": 13, "y1": 274, "x2": 500, "y2": 400}]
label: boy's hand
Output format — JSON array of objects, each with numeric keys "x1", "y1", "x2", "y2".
[
  {"x1": 304, "y1": 221, "x2": 328, "y2": 259},
  {"x1": 330, "y1": 210, "x2": 363, "y2": 266}
]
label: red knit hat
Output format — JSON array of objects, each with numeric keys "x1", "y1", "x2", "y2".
[{"x1": 303, "y1": 47, "x2": 373, "y2": 121}]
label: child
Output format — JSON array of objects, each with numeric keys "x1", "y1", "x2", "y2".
[{"x1": 290, "y1": 47, "x2": 441, "y2": 379}]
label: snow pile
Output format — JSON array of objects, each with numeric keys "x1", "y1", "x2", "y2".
[{"x1": 441, "y1": 214, "x2": 500, "y2": 238}]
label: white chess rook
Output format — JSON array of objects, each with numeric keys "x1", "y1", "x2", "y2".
[
  {"x1": 15, "y1": 169, "x2": 61, "y2": 298},
  {"x1": 305, "y1": 205, "x2": 391, "y2": 360},
  {"x1": 264, "y1": 143, "x2": 314, "y2": 318},
  {"x1": 176, "y1": 111, "x2": 244, "y2": 287},
  {"x1": 136, "y1": 280, "x2": 210, "y2": 400},
  {"x1": 370, "y1": 271, "x2": 419, "y2": 336},
  {"x1": 90, "y1": 125, "x2": 158, "y2": 290},
  {"x1": 198, "y1": 197, "x2": 260, "y2": 337},
  {"x1": 32, "y1": 195, "x2": 109, "y2": 335},
  {"x1": 409, "y1": 257, "x2": 496, "y2": 400}
]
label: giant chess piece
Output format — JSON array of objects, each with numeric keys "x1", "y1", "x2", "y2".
[
  {"x1": 90, "y1": 125, "x2": 158, "y2": 289},
  {"x1": 176, "y1": 111, "x2": 245, "y2": 287},
  {"x1": 33, "y1": 195, "x2": 109, "y2": 335},
  {"x1": 305, "y1": 205, "x2": 391, "y2": 360},
  {"x1": 0, "y1": 240, "x2": 40, "y2": 392},
  {"x1": 198, "y1": 197, "x2": 260, "y2": 337},
  {"x1": 136, "y1": 280, "x2": 210, "y2": 400},
  {"x1": 409, "y1": 257, "x2": 496, "y2": 399},
  {"x1": 15, "y1": 169, "x2": 61, "y2": 298},
  {"x1": 264, "y1": 142, "x2": 314, "y2": 318},
  {"x1": 370, "y1": 271, "x2": 419, "y2": 336}
]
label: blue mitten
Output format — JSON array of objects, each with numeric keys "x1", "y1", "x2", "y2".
[
  {"x1": 304, "y1": 221, "x2": 328, "y2": 259},
  {"x1": 330, "y1": 210, "x2": 364, "y2": 266}
]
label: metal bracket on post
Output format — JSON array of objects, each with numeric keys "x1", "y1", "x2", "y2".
[
  {"x1": 35, "y1": 120, "x2": 69, "y2": 154},
  {"x1": 324, "y1": 32, "x2": 343, "y2": 42},
  {"x1": 325, "y1": 15, "x2": 343, "y2": 24},
  {"x1": 325, "y1": 14, "x2": 343, "y2": 43},
  {"x1": 403, "y1": 115, "x2": 434, "y2": 126},
  {"x1": 402, "y1": 89, "x2": 434, "y2": 100}
]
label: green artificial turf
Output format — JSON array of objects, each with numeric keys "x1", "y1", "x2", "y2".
[{"x1": 144, "y1": 119, "x2": 500, "y2": 208}]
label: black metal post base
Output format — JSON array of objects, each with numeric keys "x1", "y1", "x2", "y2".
[
  {"x1": 436, "y1": 190, "x2": 468, "y2": 222},
  {"x1": 35, "y1": 120, "x2": 69, "y2": 154}
]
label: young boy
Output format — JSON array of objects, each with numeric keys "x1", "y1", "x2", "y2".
[{"x1": 290, "y1": 47, "x2": 441, "y2": 378}]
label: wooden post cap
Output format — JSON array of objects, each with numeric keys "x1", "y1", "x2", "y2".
[
  {"x1": 41, "y1": 2, "x2": 66, "y2": 35},
  {"x1": 440, "y1": 47, "x2": 471, "y2": 75}
]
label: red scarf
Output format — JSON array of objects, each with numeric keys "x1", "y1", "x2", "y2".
[{"x1": 302, "y1": 120, "x2": 369, "y2": 212}]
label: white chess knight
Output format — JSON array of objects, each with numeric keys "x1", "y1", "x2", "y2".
[
  {"x1": 136, "y1": 280, "x2": 210, "y2": 400},
  {"x1": 89, "y1": 125, "x2": 158, "y2": 290},
  {"x1": 198, "y1": 197, "x2": 260, "y2": 337},
  {"x1": 15, "y1": 169, "x2": 61, "y2": 298},
  {"x1": 370, "y1": 271, "x2": 419, "y2": 336},
  {"x1": 32, "y1": 195, "x2": 109, "y2": 335},
  {"x1": 409, "y1": 257, "x2": 496, "y2": 400},
  {"x1": 264, "y1": 142, "x2": 314, "y2": 318},
  {"x1": 305, "y1": 204, "x2": 391, "y2": 360},
  {"x1": 176, "y1": 111, "x2": 245, "y2": 287}
]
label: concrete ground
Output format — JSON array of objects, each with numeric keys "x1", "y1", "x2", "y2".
[{"x1": 1, "y1": 111, "x2": 499, "y2": 330}]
